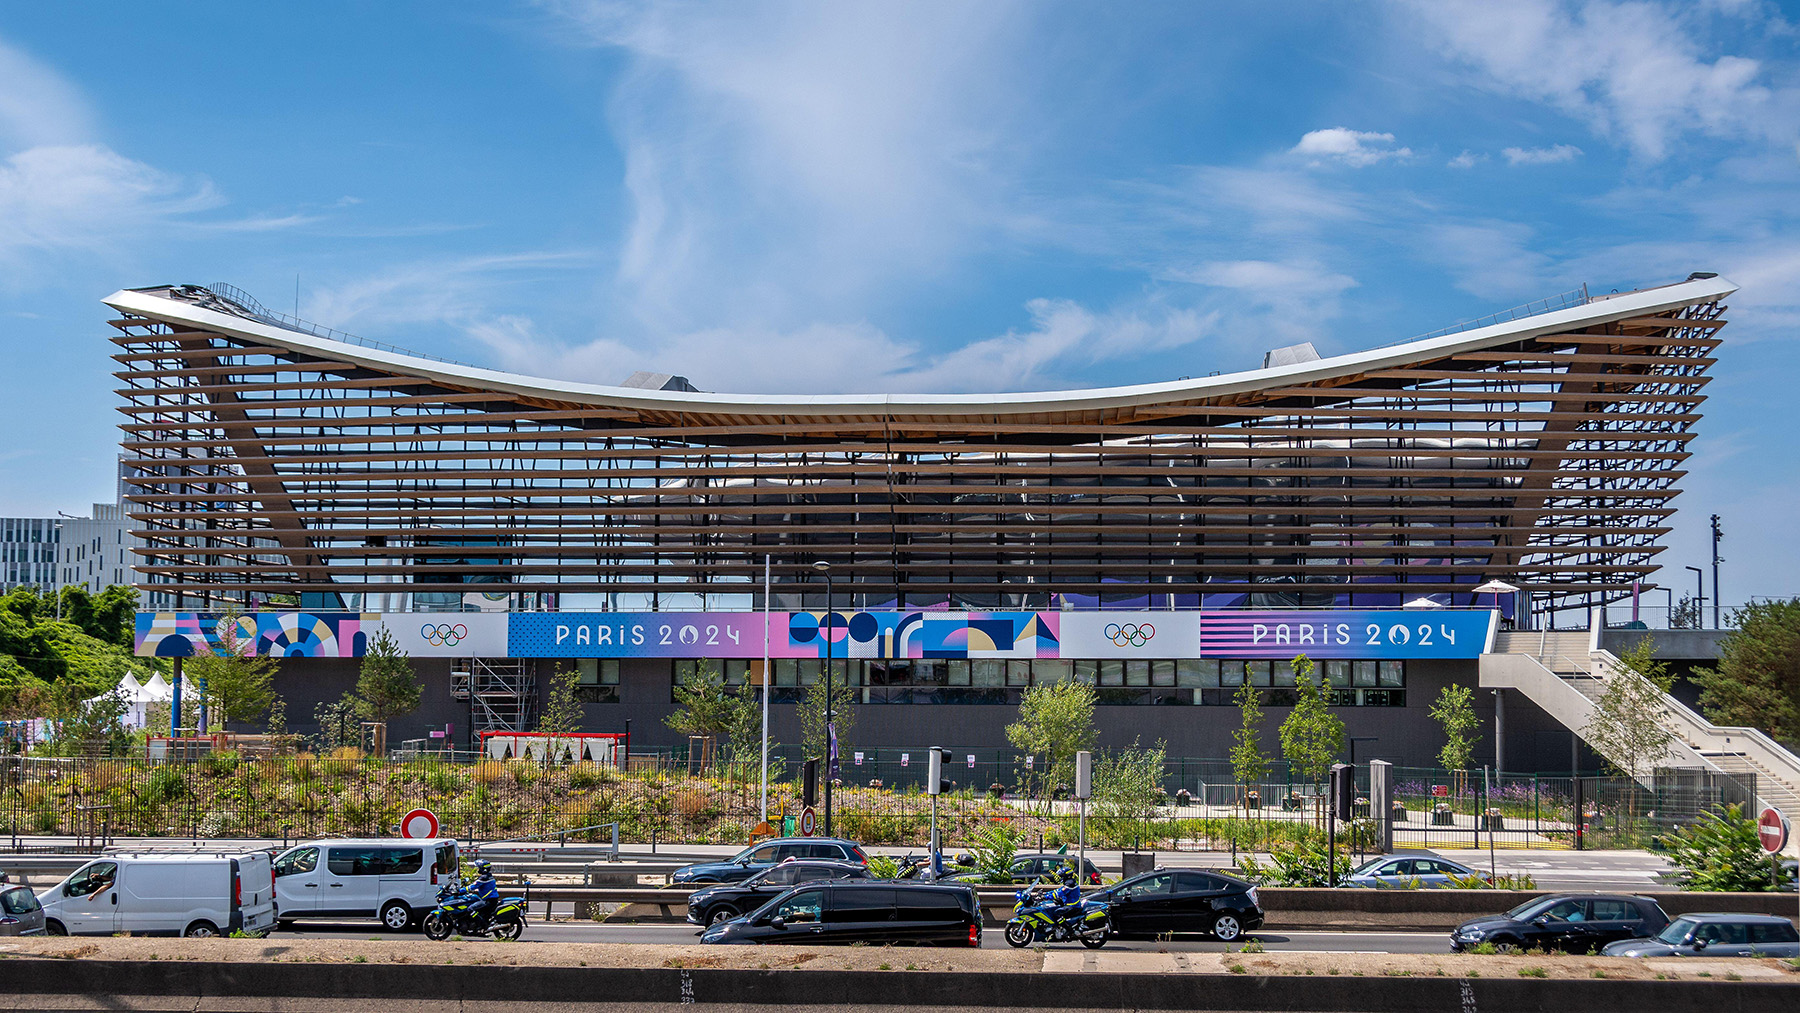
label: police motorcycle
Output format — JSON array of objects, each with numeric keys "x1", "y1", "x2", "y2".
[
  {"x1": 422, "y1": 861, "x2": 528, "y2": 941},
  {"x1": 1003, "y1": 865, "x2": 1111, "y2": 948}
]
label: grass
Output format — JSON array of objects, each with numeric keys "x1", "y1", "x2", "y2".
[
  {"x1": 1467, "y1": 942, "x2": 1498, "y2": 955},
  {"x1": 1590, "y1": 969, "x2": 1606, "y2": 979},
  {"x1": 1238, "y1": 939, "x2": 1265, "y2": 954},
  {"x1": 1517, "y1": 967, "x2": 1546, "y2": 978},
  {"x1": 1227, "y1": 963, "x2": 1247, "y2": 974},
  {"x1": 878, "y1": 963, "x2": 892, "y2": 971}
]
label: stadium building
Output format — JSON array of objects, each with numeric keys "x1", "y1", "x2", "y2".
[{"x1": 105, "y1": 275, "x2": 1737, "y2": 772}]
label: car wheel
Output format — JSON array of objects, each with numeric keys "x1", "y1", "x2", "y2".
[
  {"x1": 183, "y1": 920, "x2": 220, "y2": 938},
  {"x1": 1212, "y1": 913, "x2": 1243, "y2": 942},
  {"x1": 380, "y1": 901, "x2": 413, "y2": 932},
  {"x1": 44, "y1": 920, "x2": 66, "y2": 936},
  {"x1": 706, "y1": 906, "x2": 738, "y2": 926},
  {"x1": 1491, "y1": 938, "x2": 1518, "y2": 954}
]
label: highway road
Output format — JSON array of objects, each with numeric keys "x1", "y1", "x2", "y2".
[{"x1": 271, "y1": 920, "x2": 1453, "y2": 953}]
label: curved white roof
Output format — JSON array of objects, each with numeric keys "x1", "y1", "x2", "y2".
[{"x1": 104, "y1": 275, "x2": 1736, "y2": 419}]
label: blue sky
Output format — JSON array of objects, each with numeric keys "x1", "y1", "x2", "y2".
[{"x1": 1, "y1": 0, "x2": 1797, "y2": 604}]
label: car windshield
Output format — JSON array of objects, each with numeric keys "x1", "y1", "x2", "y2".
[
  {"x1": 1656, "y1": 918, "x2": 1697, "y2": 944},
  {"x1": 1351, "y1": 857, "x2": 1393, "y2": 876}
]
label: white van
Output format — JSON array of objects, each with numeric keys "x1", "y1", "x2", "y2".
[
  {"x1": 272, "y1": 839, "x2": 459, "y2": 931},
  {"x1": 40, "y1": 852, "x2": 275, "y2": 937}
]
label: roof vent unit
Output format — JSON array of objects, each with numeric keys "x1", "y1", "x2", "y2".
[
  {"x1": 620, "y1": 371, "x2": 700, "y2": 392},
  {"x1": 1262, "y1": 342, "x2": 1322, "y2": 369}
]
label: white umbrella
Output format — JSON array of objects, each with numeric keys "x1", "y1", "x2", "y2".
[
  {"x1": 1403, "y1": 596, "x2": 1446, "y2": 609},
  {"x1": 1473, "y1": 579, "x2": 1520, "y2": 611}
]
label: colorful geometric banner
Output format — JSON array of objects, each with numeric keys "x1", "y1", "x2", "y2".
[{"x1": 137, "y1": 608, "x2": 1493, "y2": 660}]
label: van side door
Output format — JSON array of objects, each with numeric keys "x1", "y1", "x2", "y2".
[
  {"x1": 379, "y1": 847, "x2": 428, "y2": 912},
  {"x1": 273, "y1": 846, "x2": 322, "y2": 916},
  {"x1": 58, "y1": 861, "x2": 119, "y2": 935},
  {"x1": 322, "y1": 846, "x2": 385, "y2": 917},
  {"x1": 823, "y1": 887, "x2": 897, "y2": 943}
]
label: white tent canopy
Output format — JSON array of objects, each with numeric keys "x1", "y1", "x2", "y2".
[{"x1": 1402, "y1": 596, "x2": 1446, "y2": 609}]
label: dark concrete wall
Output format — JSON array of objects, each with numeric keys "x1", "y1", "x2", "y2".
[{"x1": 247, "y1": 655, "x2": 1599, "y2": 774}]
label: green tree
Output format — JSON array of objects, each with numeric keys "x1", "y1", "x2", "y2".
[
  {"x1": 186, "y1": 615, "x2": 278, "y2": 728},
  {"x1": 1229, "y1": 679, "x2": 1269, "y2": 805},
  {"x1": 1429, "y1": 683, "x2": 1481, "y2": 793},
  {"x1": 353, "y1": 626, "x2": 422, "y2": 725},
  {"x1": 1694, "y1": 598, "x2": 1800, "y2": 743},
  {"x1": 1278, "y1": 654, "x2": 1345, "y2": 794},
  {"x1": 312, "y1": 693, "x2": 361, "y2": 752},
  {"x1": 798, "y1": 671, "x2": 857, "y2": 773},
  {"x1": 667, "y1": 662, "x2": 758, "y2": 769},
  {"x1": 1658, "y1": 804, "x2": 1783, "y2": 892},
  {"x1": 536, "y1": 664, "x2": 585, "y2": 765},
  {"x1": 1582, "y1": 636, "x2": 1674, "y2": 783},
  {"x1": 1092, "y1": 739, "x2": 1169, "y2": 847},
  {"x1": 55, "y1": 683, "x2": 130, "y2": 756},
  {"x1": 1004, "y1": 679, "x2": 1097, "y2": 804}
]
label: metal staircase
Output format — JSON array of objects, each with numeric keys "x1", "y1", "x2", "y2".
[
  {"x1": 450, "y1": 659, "x2": 538, "y2": 738},
  {"x1": 1482, "y1": 623, "x2": 1800, "y2": 853}
]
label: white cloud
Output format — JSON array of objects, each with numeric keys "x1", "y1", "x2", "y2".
[
  {"x1": 1290, "y1": 127, "x2": 1412, "y2": 167},
  {"x1": 0, "y1": 39, "x2": 90, "y2": 150},
  {"x1": 1424, "y1": 220, "x2": 1561, "y2": 301},
  {"x1": 1404, "y1": 0, "x2": 1793, "y2": 160},
  {"x1": 0, "y1": 144, "x2": 221, "y2": 271},
  {"x1": 1448, "y1": 150, "x2": 1484, "y2": 169},
  {"x1": 1502, "y1": 143, "x2": 1584, "y2": 165}
]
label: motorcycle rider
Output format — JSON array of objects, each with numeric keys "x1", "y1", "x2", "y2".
[
  {"x1": 466, "y1": 860, "x2": 500, "y2": 926},
  {"x1": 1047, "y1": 863, "x2": 1084, "y2": 932}
]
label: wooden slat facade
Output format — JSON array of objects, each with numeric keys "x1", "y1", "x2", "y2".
[{"x1": 105, "y1": 283, "x2": 1727, "y2": 610}]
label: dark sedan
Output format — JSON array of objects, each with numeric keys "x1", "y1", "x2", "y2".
[
  {"x1": 1096, "y1": 869, "x2": 1263, "y2": 942},
  {"x1": 1450, "y1": 894, "x2": 1669, "y2": 953},
  {"x1": 667, "y1": 838, "x2": 868, "y2": 886},
  {"x1": 700, "y1": 881, "x2": 981, "y2": 946},
  {"x1": 687, "y1": 860, "x2": 870, "y2": 926}
]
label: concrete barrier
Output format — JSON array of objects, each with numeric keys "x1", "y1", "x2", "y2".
[{"x1": 1, "y1": 958, "x2": 1794, "y2": 1012}]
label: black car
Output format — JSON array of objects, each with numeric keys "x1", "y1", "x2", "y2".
[
  {"x1": 1449, "y1": 893, "x2": 1669, "y2": 953},
  {"x1": 700, "y1": 881, "x2": 981, "y2": 946},
  {"x1": 1095, "y1": 868, "x2": 1264, "y2": 941},
  {"x1": 947, "y1": 854, "x2": 1103, "y2": 886},
  {"x1": 668, "y1": 838, "x2": 869, "y2": 886},
  {"x1": 686, "y1": 860, "x2": 871, "y2": 926}
]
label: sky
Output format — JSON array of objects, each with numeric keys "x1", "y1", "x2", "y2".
[{"x1": 0, "y1": 0, "x2": 1797, "y2": 605}]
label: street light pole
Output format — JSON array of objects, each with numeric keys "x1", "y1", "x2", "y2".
[
  {"x1": 813, "y1": 560, "x2": 834, "y2": 838},
  {"x1": 1685, "y1": 565, "x2": 1704, "y2": 626},
  {"x1": 1709, "y1": 514, "x2": 1724, "y2": 629}
]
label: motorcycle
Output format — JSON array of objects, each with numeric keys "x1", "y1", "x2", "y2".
[
  {"x1": 421, "y1": 881, "x2": 528, "y2": 941},
  {"x1": 1003, "y1": 881, "x2": 1111, "y2": 949}
]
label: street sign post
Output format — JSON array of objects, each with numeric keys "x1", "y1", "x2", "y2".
[
  {"x1": 799, "y1": 807, "x2": 817, "y2": 837},
  {"x1": 1758, "y1": 806, "x2": 1789, "y2": 854}
]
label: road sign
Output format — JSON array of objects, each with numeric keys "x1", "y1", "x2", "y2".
[
  {"x1": 799, "y1": 807, "x2": 817, "y2": 837},
  {"x1": 1758, "y1": 806, "x2": 1790, "y2": 854},
  {"x1": 400, "y1": 807, "x2": 440, "y2": 839}
]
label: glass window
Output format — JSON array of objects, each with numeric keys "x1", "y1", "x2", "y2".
[
  {"x1": 744, "y1": 844, "x2": 779, "y2": 863},
  {"x1": 913, "y1": 660, "x2": 944, "y2": 685},
  {"x1": 1117, "y1": 872, "x2": 1172, "y2": 898},
  {"x1": 970, "y1": 660, "x2": 1004, "y2": 687},
  {"x1": 1247, "y1": 661, "x2": 1272, "y2": 687},
  {"x1": 758, "y1": 866, "x2": 798, "y2": 887},
  {"x1": 1174, "y1": 871, "x2": 1222, "y2": 893},
  {"x1": 578, "y1": 659, "x2": 620, "y2": 702},
  {"x1": 1541, "y1": 899, "x2": 1587, "y2": 922},
  {"x1": 772, "y1": 889, "x2": 824, "y2": 924},
  {"x1": 1006, "y1": 660, "x2": 1032, "y2": 686},
  {"x1": 1220, "y1": 661, "x2": 1245, "y2": 687},
  {"x1": 1353, "y1": 661, "x2": 1378, "y2": 687},
  {"x1": 945, "y1": 660, "x2": 970, "y2": 686},
  {"x1": 1150, "y1": 660, "x2": 1175, "y2": 687},
  {"x1": 434, "y1": 844, "x2": 458, "y2": 876},
  {"x1": 896, "y1": 888, "x2": 961, "y2": 920},
  {"x1": 1272, "y1": 660, "x2": 1296, "y2": 687},
  {"x1": 1124, "y1": 660, "x2": 1149, "y2": 687},
  {"x1": 721, "y1": 660, "x2": 749, "y2": 686},
  {"x1": 1177, "y1": 660, "x2": 1217, "y2": 687},
  {"x1": 1378, "y1": 661, "x2": 1404, "y2": 687},
  {"x1": 275, "y1": 847, "x2": 319, "y2": 877},
  {"x1": 327, "y1": 847, "x2": 386, "y2": 877},
  {"x1": 383, "y1": 848, "x2": 424, "y2": 875},
  {"x1": 825, "y1": 888, "x2": 896, "y2": 922},
  {"x1": 1033, "y1": 660, "x2": 1073, "y2": 685},
  {"x1": 798, "y1": 660, "x2": 822, "y2": 686},
  {"x1": 1324, "y1": 660, "x2": 1351, "y2": 687},
  {"x1": 1753, "y1": 921, "x2": 1800, "y2": 943},
  {"x1": 64, "y1": 861, "x2": 118, "y2": 897},
  {"x1": 774, "y1": 659, "x2": 798, "y2": 687},
  {"x1": 1590, "y1": 899, "x2": 1631, "y2": 921},
  {"x1": 0, "y1": 887, "x2": 40, "y2": 915},
  {"x1": 1098, "y1": 661, "x2": 1124, "y2": 686},
  {"x1": 1072, "y1": 660, "x2": 1098, "y2": 684}
]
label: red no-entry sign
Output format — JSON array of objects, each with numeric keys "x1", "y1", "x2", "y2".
[
  {"x1": 1757, "y1": 806, "x2": 1789, "y2": 854},
  {"x1": 401, "y1": 808, "x2": 441, "y2": 840}
]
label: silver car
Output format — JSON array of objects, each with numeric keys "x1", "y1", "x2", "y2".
[
  {"x1": 1601, "y1": 913, "x2": 1800, "y2": 958},
  {"x1": 1344, "y1": 854, "x2": 1483, "y2": 888},
  {"x1": 0, "y1": 885, "x2": 45, "y2": 936}
]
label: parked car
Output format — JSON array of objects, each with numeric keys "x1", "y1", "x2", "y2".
[
  {"x1": 700, "y1": 880, "x2": 981, "y2": 946},
  {"x1": 1601, "y1": 913, "x2": 1800, "y2": 958},
  {"x1": 1344, "y1": 853, "x2": 1484, "y2": 889},
  {"x1": 39, "y1": 852, "x2": 275, "y2": 937},
  {"x1": 686, "y1": 860, "x2": 871, "y2": 926},
  {"x1": 272, "y1": 838, "x2": 459, "y2": 930},
  {"x1": 1449, "y1": 894, "x2": 1669, "y2": 953},
  {"x1": 0, "y1": 885, "x2": 45, "y2": 936},
  {"x1": 668, "y1": 838, "x2": 868, "y2": 886},
  {"x1": 945, "y1": 854, "x2": 1103, "y2": 886},
  {"x1": 1093, "y1": 868, "x2": 1263, "y2": 941}
]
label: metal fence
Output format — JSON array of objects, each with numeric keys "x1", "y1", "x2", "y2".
[{"x1": 0, "y1": 752, "x2": 1753, "y2": 854}]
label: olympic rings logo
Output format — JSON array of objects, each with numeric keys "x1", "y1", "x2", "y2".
[
  {"x1": 422, "y1": 623, "x2": 469, "y2": 647},
  {"x1": 1104, "y1": 623, "x2": 1155, "y2": 647}
]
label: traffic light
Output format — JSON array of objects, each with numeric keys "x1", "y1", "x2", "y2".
[
  {"x1": 802, "y1": 758, "x2": 818, "y2": 808},
  {"x1": 1330, "y1": 763, "x2": 1354, "y2": 821},
  {"x1": 926, "y1": 746, "x2": 953, "y2": 795}
]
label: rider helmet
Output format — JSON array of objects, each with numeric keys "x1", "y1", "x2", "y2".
[{"x1": 474, "y1": 860, "x2": 493, "y2": 877}]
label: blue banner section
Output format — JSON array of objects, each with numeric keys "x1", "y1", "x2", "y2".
[{"x1": 1199, "y1": 609, "x2": 1493, "y2": 659}]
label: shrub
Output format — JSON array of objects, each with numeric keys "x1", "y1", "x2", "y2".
[
  {"x1": 1658, "y1": 804, "x2": 1780, "y2": 892},
  {"x1": 471, "y1": 761, "x2": 506, "y2": 785},
  {"x1": 867, "y1": 855, "x2": 901, "y2": 879},
  {"x1": 201, "y1": 750, "x2": 240, "y2": 777},
  {"x1": 1236, "y1": 841, "x2": 1353, "y2": 887},
  {"x1": 144, "y1": 766, "x2": 187, "y2": 805},
  {"x1": 567, "y1": 762, "x2": 614, "y2": 791}
]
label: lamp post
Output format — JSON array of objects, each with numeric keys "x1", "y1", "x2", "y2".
[{"x1": 813, "y1": 560, "x2": 835, "y2": 837}]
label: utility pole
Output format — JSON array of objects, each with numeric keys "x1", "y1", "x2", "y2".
[{"x1": 1710, "y1": 514, "x2": 1724, "y2": 629}]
